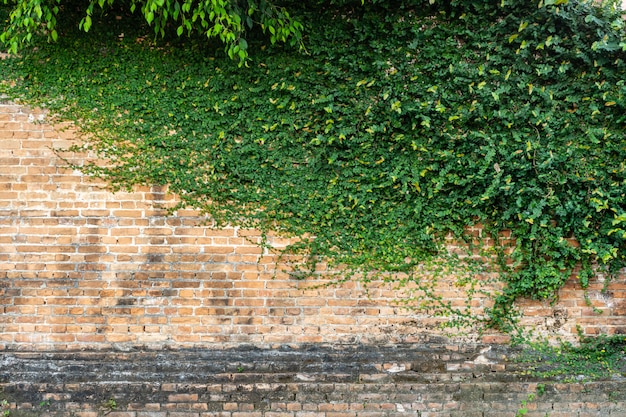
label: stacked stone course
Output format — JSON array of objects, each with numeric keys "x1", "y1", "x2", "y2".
[
  {"x1": 2, "y1": 346, "x2": 626, "y2": 417},
  {"x1": 1, "y1": 101, "x2": 626, "y2": 416}
]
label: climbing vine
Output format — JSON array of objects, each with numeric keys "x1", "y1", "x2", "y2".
[{"x1": 1, "y1": 0, "x2": 625, "y2": 331}]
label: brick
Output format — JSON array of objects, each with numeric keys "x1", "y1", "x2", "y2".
[{"x1": 168, "y1": 394, "x2": 198, "y2": 403}]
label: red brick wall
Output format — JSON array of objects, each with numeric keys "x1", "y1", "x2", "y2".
[{"x1": 1, "y1": 100, "x2": 625, "y2": 351}]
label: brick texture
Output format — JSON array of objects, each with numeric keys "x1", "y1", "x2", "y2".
[
  {"x1": 2, "y1": 100, "x2": 626, "y2": 416},
  {"x1": 1, "y1": 101, "x2": 626, "y2": 352}
]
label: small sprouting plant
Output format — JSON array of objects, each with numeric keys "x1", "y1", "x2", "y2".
[
  {"x1": 103, "y1": 398, "x2": 117, "y2": 410},
  {"x1": 1, "y1": 399, "x2": 10, "y2": 417},
  {"x1": 536, "y1": 383, "x2": 545, "y2": 397},
  {"x1": 515, "y1": 393, "x2": 536, "y2": 417}
]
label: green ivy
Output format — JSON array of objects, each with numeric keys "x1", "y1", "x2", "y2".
[{"x1": 1, "y1": 0, "x2": 625, "y2": 331}]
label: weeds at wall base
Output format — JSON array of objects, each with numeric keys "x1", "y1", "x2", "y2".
[{"x1": 514, "y1": 327, "x2": 626, "y2": 383}]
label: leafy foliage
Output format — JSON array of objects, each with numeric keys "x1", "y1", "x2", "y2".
[
  {"x1": 1, "y1": 0, "x2": 625, "y2": 330},
  {"x1": 0, "y1": 0, "x2": 303, "y2": 62}
]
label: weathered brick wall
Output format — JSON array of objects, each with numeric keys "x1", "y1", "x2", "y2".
[
  {"x1": 0, "y1": 100, "x2": 446, "y2": 350},
  {"x1": 1, "y1": 100, "x2": 625, "y2": 349},
  {"x1": 1, "y1": 101, "x2": 626, "y2": 416}
]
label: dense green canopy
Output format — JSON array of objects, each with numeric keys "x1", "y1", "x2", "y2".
[
  {"x1": 0, "y1": 0, "x2": 304, "y2": 61},
  {"x1": 1, "y1": 0, "x2": 625, "y2": 330}
]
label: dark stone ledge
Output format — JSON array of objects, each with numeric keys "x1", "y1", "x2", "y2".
[
  {"x1": 1, "y1": 344, "x2": 516, "y2": 386},
  {"x1": 1, "y1": 344, "x2": 625, "y2": 416}
]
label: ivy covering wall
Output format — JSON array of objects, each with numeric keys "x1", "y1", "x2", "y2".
[{"x1": 1, "y1": 0, "x2": 625, "y2": 331}]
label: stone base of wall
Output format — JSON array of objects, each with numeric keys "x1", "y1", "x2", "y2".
[{"x1": 1, "y1": 345, "x2": 625, "y2": 417}]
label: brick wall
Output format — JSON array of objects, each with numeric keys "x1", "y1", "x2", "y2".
[
  {"x1": 0, "y1": 100, "x2": 442, "y2": 350},
  {"x1": 1, "y1": 100, "x2": 626, "y2": 416},
  {"x1": 1, "y1": 100, "x2": 625, "y2": 350}
]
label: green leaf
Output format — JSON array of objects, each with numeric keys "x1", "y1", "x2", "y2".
[{"x1": 83, "y1": 15, "x2": 92, "y2": 31}]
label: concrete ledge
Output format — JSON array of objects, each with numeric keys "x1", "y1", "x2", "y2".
[{"x1": 1, "y1": 345, "x2": 625, "y2": 416}]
